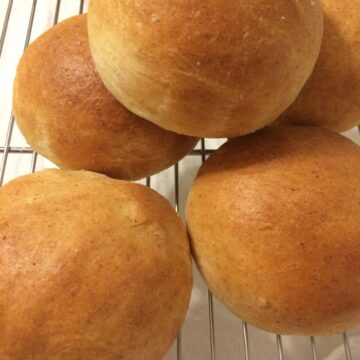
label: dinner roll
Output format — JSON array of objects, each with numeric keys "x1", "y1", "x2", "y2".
[
  {"x1": 279, "y1": 0, "x2": 360, "y2": 132},
  {"x1": 13, "y1": 15, "x2": 198, "y2": 181},
  {"x1": 0, "y1": 169, "x2": 192, "y2": 359},
  {"x1": 87, "y1": 0, "x2": 323, "y2": 138},
  {"x1": 186, "y1": 126, "x2": 360, "y2": 335}
]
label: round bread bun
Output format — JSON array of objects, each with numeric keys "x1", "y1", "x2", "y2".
[
  {"x1": 186, "y1": 126, "x2": 360, "y2": 335},
  {"x1": 0, "y1": 169, "x2": 192, "y2": 359},
  {"x1": 87, "y1": 0, "x2": 323, "y2": 138},
  {"x1": 279, "y1": 0, "x2": 360, "y2": 132},
  {"x1": 12, "y1": 15, "x2": 198, "y2": 181}
]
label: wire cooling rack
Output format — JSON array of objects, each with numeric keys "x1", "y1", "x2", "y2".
[{"x1": 1, "y1": 1, "x2": 360, "y2": 359}]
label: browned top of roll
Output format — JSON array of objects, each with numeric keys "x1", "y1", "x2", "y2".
[
  {"x1": 13, "y1": 15, "x2": 198, "y2": 180},
  {"x1": 279, "y1": 0, "x2": 360, "y2": 132},
  {"x1": 88, "y1": 0, "x2": 323, "y2": 137},
  {"x1": 186, "y1": 126, "x2": 360, "y2": 335},
  {"x1": 0, "y1": 169, "x2": 192, "y2": 359}
]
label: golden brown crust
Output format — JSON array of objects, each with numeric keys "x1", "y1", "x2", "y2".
[
  {"x1": 0, "y1": 169, "x2": 192, "y2": 359},
  {"x1": 186, "y1": 126, "x2": 360, "y2": 335},
  {"x1": 12, "y1": 15, "x2": 198, "y2": 180},
  {"x1": 88, "y1": 0, "x2": 323, "y2": 137},
  {"x1": 279, "y1": 0, "x2": 360, "y2": 132}
]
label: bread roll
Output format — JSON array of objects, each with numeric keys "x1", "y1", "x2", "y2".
[
  {"x1": 13, "y1": 15, "x2": 198, "y2": 181},
  {"x1": 279, "y1": 0, "x2": 360, "y2": 132},
  {"x1": 87, "y1": 0, "x2": 323, "y2": 138},
  {"x1": 0, "y1": 169, "x2": 192, "y2": 359},
  {"x1": 186, "y1": 126, "x2": 360, "y2": 335}
]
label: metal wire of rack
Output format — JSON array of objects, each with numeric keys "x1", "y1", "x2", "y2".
[{"x1": 0, "y1": 1, "x2": 359, "y2": 359}]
